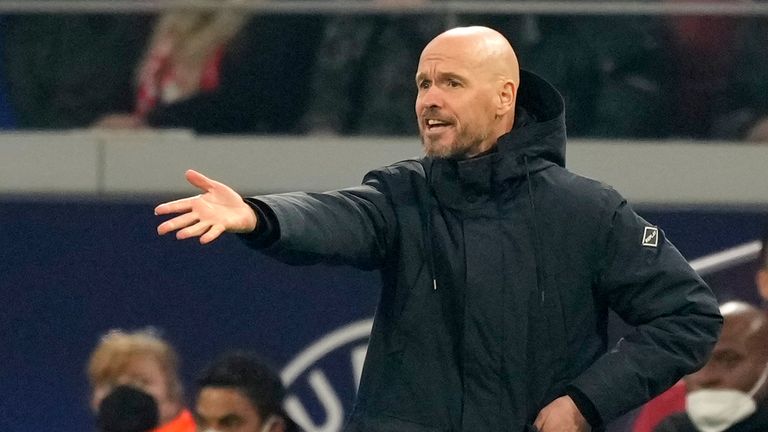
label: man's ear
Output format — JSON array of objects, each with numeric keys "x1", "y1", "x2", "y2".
[
  {"x1": 496, "y1": 80, "x2": 516, "y2": 116},
  {"x1": 757, "y1": 269, "x2": 768, "y2": 302}
]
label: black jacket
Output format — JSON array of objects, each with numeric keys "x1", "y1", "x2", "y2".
[{"x1": 244, "y1": 71, "x2": 722, "y2": 431}]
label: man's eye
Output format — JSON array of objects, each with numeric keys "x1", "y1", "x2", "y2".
[
  {"x1": 418, "y1": 81, "x2": 431, "y2": 90},
  {"x1": 447, "y1": 80, "x2": 461, "y2": 88},
  {"x1": 221, "y1": 417, "x2": 243, "y2": 428}
]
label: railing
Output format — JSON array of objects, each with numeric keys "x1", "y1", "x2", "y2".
[{"x1": 691, "y1": 240, "x2": 764, "y2": 276}]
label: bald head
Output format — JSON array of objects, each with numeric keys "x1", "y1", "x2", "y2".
[
  {"x1": 720, "y1": 301, "x2": 768, "y2": 351},
  {"x1": 421, "y1": 26, "x2": 520, "y2": 87},
  {"x1": 686, "y1": 301, "x2": 768, "y2": 396},
  {"x1": 415, "y1": 27, "x2": 520, "y2": 159}
]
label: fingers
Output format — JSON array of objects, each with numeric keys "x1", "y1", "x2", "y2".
[
  {"x1": 178, "y1": 222, "x2": 225, "y2": 244},
  {"x1": 176, "y1": 220, "x2": 212, "y2": 240},
  {"x1": 185, "y1": 169, "x2": 216, "y2": 192},
  {"x1": 157, "y1": 212, "x2": 200, "y2": 236},
  {"x1": 156, "y1": 170, "x2": 230, "y2": 244},
  {"x1": 200, "y1": 224, "x2": 226, "y2": 244},
  {"x1": 154, "y1": 195, "x2": 198, "y2": 216}
]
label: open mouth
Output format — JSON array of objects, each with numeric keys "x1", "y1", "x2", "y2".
[{"x1": 425, "y1": 118, "x2": 452, "y2": 132}]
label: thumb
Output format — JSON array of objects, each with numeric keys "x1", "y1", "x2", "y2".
[{"x1": 185, "y1": 169, "x2": 215, "y2": 193}]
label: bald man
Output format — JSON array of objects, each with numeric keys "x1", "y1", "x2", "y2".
[
  {"x1": 156, "y1": 27, "x2": 721, "y2": 432},
  {"x1": 654, "y1": 302, "x2": 768, "y2": 432}
]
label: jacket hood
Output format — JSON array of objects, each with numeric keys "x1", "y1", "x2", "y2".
[
  {"x1": 499, "y1": 69, "x2": 566, "y2": 170},
  {"x1": 425, "y1": 70, "x2": 566, "y2": 192}
]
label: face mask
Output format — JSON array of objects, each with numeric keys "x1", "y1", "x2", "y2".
[
  {"x1": 198, "y1": 415, "x2": 277, "y2": 432},
  {"x1": 259, "y1": 416, "x2": 277, "y2": 432},
  {"x1": 686, "y1": 362, "x2": 768, "y2": 432}
]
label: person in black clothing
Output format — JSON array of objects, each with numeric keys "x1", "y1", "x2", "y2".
[
  {"x1": 93, "y1": 13, "x2": 323, "y2": 135},
  {"x1": 156, "y1": 26, "x2": 721, "y2": 431},
  {"x1": 654, "y1": 301, "x2": 768, "y2": 432},
  {"x1": 195, "y1": 352, "x2": 299, "y2": 432}
]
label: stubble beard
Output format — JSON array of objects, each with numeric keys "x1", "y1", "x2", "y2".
[{"x1": 421, "y1": 127, "x2": 489, "y2": 160}]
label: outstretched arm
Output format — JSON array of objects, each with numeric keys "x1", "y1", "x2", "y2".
[{"x1": 155, "y1": 169, "x2": 258, "y2": 244}]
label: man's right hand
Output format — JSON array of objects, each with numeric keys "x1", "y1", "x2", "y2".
[{"x1": 155, "y1": 169, "x2": 258, "y2": 244}]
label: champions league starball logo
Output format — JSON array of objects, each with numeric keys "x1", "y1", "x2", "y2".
[{"x1": 280, "y1": 319, "x2": 373, "y2": 432}]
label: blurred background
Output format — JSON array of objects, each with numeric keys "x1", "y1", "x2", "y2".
[{"x1": 0, "y1": 1, "x2": 767, "y2": 431}]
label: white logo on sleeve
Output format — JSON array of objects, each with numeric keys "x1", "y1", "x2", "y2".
[{"x1": 642, "y1": 226, "x2": 659, "y2": 247}]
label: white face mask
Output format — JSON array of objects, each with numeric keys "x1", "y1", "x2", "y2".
[
  {"x1": 198, "y1": 415, "x2": 278, "y2": 432},
  {"x1": 686, "y1": 362, "x2": 768, "y2": 432}
]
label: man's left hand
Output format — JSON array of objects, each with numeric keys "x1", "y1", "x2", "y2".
[{"x1": 533, "y1": 396, "x2": 591, "y2": 432}]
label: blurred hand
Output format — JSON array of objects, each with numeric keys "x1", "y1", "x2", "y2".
[
  {"x1": 92, "y1": 113, "x2": 146, "y2": 129},
  {"x1": 155, "y1": 170, "x2": 258, "y2": 244},
  {"x1": 533, "y1": 396, "x2": 591, "y2": 432}
]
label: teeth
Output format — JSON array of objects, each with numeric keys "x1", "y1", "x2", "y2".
[{"x1": 428, "y1": 119, "x2": 444, "y2": 126}]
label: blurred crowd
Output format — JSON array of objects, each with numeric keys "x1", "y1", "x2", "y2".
[{"x1": 0, "y1": 2, "x2": 767, "y2": 141}]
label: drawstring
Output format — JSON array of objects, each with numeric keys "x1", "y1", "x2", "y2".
[
  {"x1": 524, "y1": 155, "x2": 545, "y2": 305},
  {"x1": 424, "y1": 199, "x2": 437, "y2": 291},
  {"x1": 427, "y1": 210, "x2": 437, "y2": 290},
  {"x1": 426, "y1": 159, "x2": 438, "y2": 290}
]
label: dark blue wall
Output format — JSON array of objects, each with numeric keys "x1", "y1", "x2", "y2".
[{"x1": 0, "y1": 199, "x2": 764, "y2": 431}]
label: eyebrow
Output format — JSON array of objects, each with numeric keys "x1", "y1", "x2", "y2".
[{"x1": 415, "y1": 71, "x2": 467, "y2": 84}]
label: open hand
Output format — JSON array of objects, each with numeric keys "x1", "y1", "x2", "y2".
[{"x1": 155, "y1": 170, "x2": 257, "y2": 244}]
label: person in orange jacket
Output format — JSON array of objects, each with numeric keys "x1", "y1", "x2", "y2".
[{"x1": 87, "y1": 328, "x2": 196, "y2": 432}]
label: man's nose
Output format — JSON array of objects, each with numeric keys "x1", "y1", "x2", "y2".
[
  {"x1": 687, "y1": 366, "x2": 722, "y2": 390},
  {"x1": 418, "y1": 85, "x2": 443, "y2": 110}
]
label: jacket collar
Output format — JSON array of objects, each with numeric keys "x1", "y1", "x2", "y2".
[{"x1": 425, "y1": 70, "x2": 566, "y2": 206}]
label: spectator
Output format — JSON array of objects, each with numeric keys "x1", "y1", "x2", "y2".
[
  {"x1": 490, "y1": 12, "x2": 673, "y2": 138},
  {"x1": 306, "y1": 5, "x2": 672, "y2": 139},
  {"x1": 0, "y1": 14, "x2": 150, "y2": 129},
  {"x1": 87, "y1": 328, "x2": 195, "y2": 432},
  {"x1": 303, "y1": 0, "x2": 441, "y2": 136},
  {"x1": 654, "y1": 301, "x2": 768, "y2": 432},
  {"x1": 634, "y1": 224, "x2": 768, "y2": 432},
  {"x1": 94, "y1": 8, "x2": 323, "y2": 134},
  {"x1": 195, "y1": 352, "x2": 299, "y2": 432},
  {"x1": 662, "y1": 0, "x2": 768, "y2": 140}
]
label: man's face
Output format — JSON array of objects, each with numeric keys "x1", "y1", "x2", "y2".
[
  {"x1": 415, "y1": 40, "x2": 501, "y2": 159},
  {"x1": 195, "y1": 387, "x2": 273, "y2": 432},
  {"x1": 686, "y1": 314, "x2": 768, "y2": 397},
  {"x1": 757, "y1": 268, "x2": 768, "y2": 302},
  {"x1": 92, "y1": 354, "x2": 180, "y2": 425}
]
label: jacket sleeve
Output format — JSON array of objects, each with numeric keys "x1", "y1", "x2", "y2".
[
  {"x1": 569, "y1": 198, "x2": 722, "y2": 424},
  {"x1": 239, "y1": 168, "x2": 398, "y2": 270}
]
